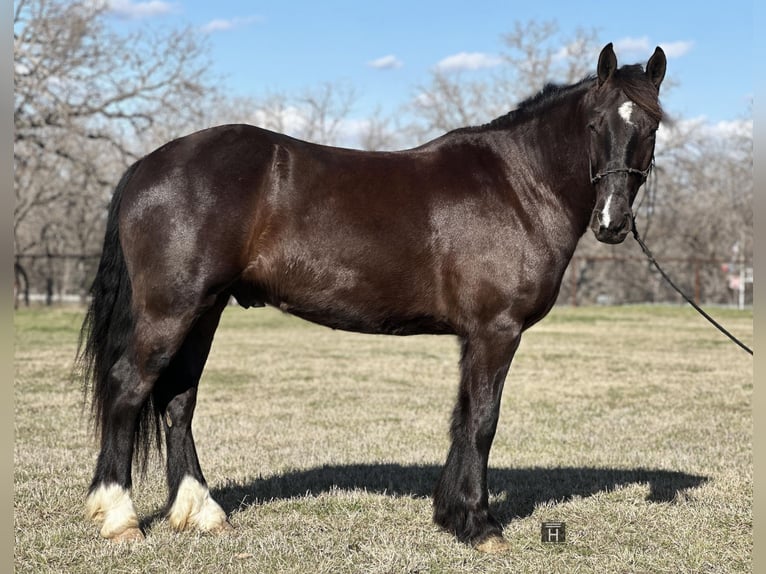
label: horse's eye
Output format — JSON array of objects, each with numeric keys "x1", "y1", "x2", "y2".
[{"x1": 588, "y1": 123, "x2": 598, "y2": 133}]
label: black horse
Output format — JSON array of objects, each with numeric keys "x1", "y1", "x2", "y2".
[{"x1": 78, "y1": 43, "x2": 666, "y2": 551}]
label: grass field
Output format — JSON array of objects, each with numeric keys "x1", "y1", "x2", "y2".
[{"x1": 14, "y1": 304, "x2": 752, "y2": 573}]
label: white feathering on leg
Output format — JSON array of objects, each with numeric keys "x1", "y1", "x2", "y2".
[
  {"x1": 85, "y1": 483, "x2": 141, "y2": 540},
  {"x1": 167, "y1": 476, "x2": 229, "y2": 532}
]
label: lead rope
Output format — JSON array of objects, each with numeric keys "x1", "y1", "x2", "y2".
[{"x1": 631, "y1": 218, "x2": 753, "y2": 356}]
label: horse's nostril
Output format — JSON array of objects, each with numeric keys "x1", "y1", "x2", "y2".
[{"x1": 602, "y1": 213, "x2": 631, "y2": 233}]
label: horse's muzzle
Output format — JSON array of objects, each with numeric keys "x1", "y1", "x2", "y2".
[{"x1": 590, "y1": 209, "x2": 632, "y2": 244}]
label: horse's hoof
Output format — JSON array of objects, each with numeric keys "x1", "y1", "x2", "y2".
[
  {"x1": 108, "y1": 527, "x2": 144, "y2": 543},
  {"x1": 211, "y1": 520, "x2": 234, "y2": 534},
  {"x1": 474, "y1": 534, "x2": 510, "y2": 554}
]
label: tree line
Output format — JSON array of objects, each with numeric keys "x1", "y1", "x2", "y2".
[{"x1": 14, "y1": 1, "x2": 752, "y2": 306}]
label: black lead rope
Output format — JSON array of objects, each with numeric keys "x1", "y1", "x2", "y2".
[{"x1": 631, "y1": 219, "x2": 753, "y2": 356}]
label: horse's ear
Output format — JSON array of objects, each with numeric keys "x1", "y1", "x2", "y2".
[
  {"x1": 646, "y1": 46, "x2": 667, "y2": 91},
  {"x1": 597, "y1": 43, "x2": 617, "y2": 86}
]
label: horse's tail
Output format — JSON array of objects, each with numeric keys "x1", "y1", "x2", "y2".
[{"x1": 77, "y1": 159, "x2": 160, "y2": 473}]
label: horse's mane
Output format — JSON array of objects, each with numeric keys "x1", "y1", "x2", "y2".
[
  {"x1": 482, "y1": 78, "x2": 593, "y2": 130},
  {"x1": 477, "y1": 63, "x2": 663, "y2": 131}
]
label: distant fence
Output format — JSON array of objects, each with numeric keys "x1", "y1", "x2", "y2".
[
  {"x1": 558, "y1": 255, "x2": 752, "y2": 309},
  {"x1": 14, "y1": 253, "x2": 99, "y2": 308},
  {"x1": 15, "y1": 253, "x2": 753, "y2": 309}
]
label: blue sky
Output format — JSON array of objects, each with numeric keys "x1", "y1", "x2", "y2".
[{"x1": 104, "y1": 0, "x2": 753, "y2": 128}]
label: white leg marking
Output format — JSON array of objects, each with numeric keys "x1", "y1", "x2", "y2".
[
  {"x1": 86, "y1": 483, "x2": 141, "y2": 539},
  {"x1": 601, "y1": 193, "x2": 614, "y2": 227},
  {"x1": 168, "y1": 476, "x2": 229, "y2": 532},
  {"x1": 618, "y1": 101, "x2": 634, "y2": 125}
]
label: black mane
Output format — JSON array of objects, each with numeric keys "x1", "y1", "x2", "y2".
[
  {"x1": 477, "y1": 63, "x2": 663, "y2": 132},
  {"x1": 483, "y1": 77, "x2": 595, "y2": 130}
]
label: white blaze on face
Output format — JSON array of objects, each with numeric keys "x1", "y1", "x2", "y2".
[
  {"x1": 618, "y1": 101, "x2": 635, "y2": 126},
  {"x1": 599, "y1": 101, "x2": 636, "y2": 228},
  {"x1": 601, "y1": 193, "x2": 614, "y2": 228}
]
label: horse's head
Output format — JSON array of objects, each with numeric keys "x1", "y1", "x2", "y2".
[{"x1": 587, "y1": 43, "x2": 666, "y2": 244}]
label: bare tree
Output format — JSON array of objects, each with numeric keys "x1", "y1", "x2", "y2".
[
  {"x1": 408, "y1": 21, "x2": 600, "y2": 140},
  {"x1": 14, "y1": 0, "x2": 216, "y2": 299},
  {"x1": 208, "y1": 82, "x2": 400, "y2": 150},
  {"x1": 501, "y1": 21, "x2": 599, "y2": 87},
  {"x1": 653, "y1": 119, "x2": 752, "y2": 298},
  {"x1": 296, "y1": 82, "x2": 357, "y2": 145},
  {"x1": 14, "y1": 0, "x2": 213, "y2": 258},
  {"x1": 558, "y1": 118, "x2": 753, "y2": 306},
  {"x1": 355, "y1": 109, "x2": 402, "y2": 151}
]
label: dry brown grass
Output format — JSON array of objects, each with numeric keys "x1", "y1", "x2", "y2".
[{"x1": 14, "y1": 304, "x2": 752, "y2": 573}]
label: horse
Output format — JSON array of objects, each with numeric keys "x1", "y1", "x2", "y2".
[{"x1": 77, "y1": 42, "x2": 666, "y2": 552}]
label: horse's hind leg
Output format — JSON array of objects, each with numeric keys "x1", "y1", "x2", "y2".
[
  {"x1": 85, "y1": 347, "x2": 152, "y2": 542},
  {"x1": 86, "y1": 306, "x2": 201, "y2": 541},
  {"x1": 152, "y1": 294, "x2": 230, "y2": 533}
]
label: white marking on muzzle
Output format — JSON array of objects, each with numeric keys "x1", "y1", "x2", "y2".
[
  {"x1": 601, "y1": 193, "x2": 614, "y2": 228},
  {"x1": 618, "y1": 101, "x2": 634, "y2": 125}
]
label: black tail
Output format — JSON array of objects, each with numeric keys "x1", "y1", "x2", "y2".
[{"x1": 76, "y1": 159, "x2": 160, "y2": 473}]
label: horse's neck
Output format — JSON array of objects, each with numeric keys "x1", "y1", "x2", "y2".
[{"x1": 494, "y1": 106, "x2": 595, "y2": 238}]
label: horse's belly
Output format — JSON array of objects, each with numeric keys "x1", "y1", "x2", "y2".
[
  {"x1": 279, "y1": 301, "x2": 455, "y2": 336},
  {"x1": 231, "y1": 251, "x2": 453, "y2": 336}
]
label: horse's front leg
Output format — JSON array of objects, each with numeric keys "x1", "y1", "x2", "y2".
[{"x1": 433, "y1": 326, "x2": 520, "y2": 552}]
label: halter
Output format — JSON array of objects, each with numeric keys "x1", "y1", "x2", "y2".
[{"x1": 589, "y1": 157, "x2": 654, "y2": 185}]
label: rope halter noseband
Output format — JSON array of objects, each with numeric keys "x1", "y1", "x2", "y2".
[{"x1": 589, "y1": 157, "x2": 654, "y2": 185}]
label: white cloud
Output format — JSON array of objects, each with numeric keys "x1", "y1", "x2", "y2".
[
  {"x1": 201, "y1": 19, "x2": 235, "y2": 33},
  {"x1": 614, "y1": 36, "x2": 652, "y2": 55},
  {"x1": 658, "y1": 41, "x2": 694, "y2": 59},
  {"x1": 104, "y1": 0, "x2": 178, "y2": 19},
  {"x1": 614, "y1": 36, "x2": 693, "y2": 60},
  {"x1": 367, "y1": 55, "x2": 403, "y2": 70},
  {"x1": 413, "y1": 91, "x2": 434, "y2": 107},
  {"x1": 707, "y1": 118, "x2": 752, "y2": 139},
  {"x1": 435, "y1": 52, "x2": 502, "y2": 72},
  {"x1": 201, "y1": 15, "x2": 262, "y2": 34},
  {"x1": 656, "y1": 116, "x2": 752, "y2": 152}
]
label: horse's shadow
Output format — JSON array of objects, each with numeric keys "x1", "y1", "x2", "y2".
[{"x1": 208, "y1": 463, "x2": 707, "y2": 524}]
